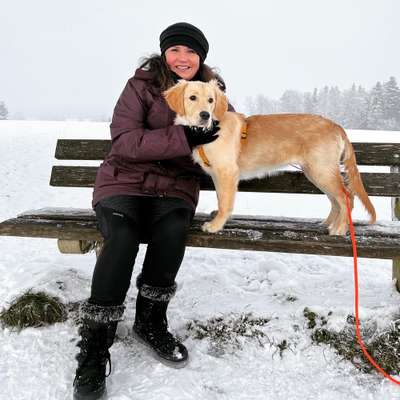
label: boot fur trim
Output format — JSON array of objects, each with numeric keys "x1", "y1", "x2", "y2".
[
  {"x1": 136, "y1": 273, "x2": 177, "y2": 301},
  {"x1": 139, "y1": 283, "x2": 177, "y2": 302},
  {"x1": 78, "y1": 301, "x2": 125, "y2": 323},
  {"x1": 136, "y1": 274, "x2": 177, "y2": 302}
]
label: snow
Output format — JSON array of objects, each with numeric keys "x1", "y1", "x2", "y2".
[{"x1": 1, "y1": 120, "x2": 400, "y2": 399}]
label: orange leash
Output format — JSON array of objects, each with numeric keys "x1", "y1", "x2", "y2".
[{"x1": 344, "y1": 188, "x2": 400, "y2": 385}]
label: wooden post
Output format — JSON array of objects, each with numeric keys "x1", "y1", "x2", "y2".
[
  {"x1": 57, "y1": 239, "x2": 96, "y2": 254},
  {"x1": 391, "y1": 166, "x2": 400, "y2": 292}
]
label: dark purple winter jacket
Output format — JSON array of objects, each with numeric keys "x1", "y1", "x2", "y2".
[{"x1": 92, "y1": 68, "x2": 234, "y2": 210}]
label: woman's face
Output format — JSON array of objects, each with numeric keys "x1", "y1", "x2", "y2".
[{"x1": 164, "y1": 45, "x2": 200, "y2": 80}]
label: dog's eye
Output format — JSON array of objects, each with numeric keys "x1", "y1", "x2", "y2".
[
  {"x1": 189, "y1": 95, "x2": 197, "y2": 101},
  {"x1": 208, "y1": 98, "x2": 214, "y2": 104}
]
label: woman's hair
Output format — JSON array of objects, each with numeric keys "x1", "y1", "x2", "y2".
[{"x1": 138, "y1": 54, "x2": 226, "y2": 92}]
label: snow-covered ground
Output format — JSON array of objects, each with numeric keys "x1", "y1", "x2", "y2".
[{"x1": 1, "y1": 120, "x2": 400, "y2": 400}]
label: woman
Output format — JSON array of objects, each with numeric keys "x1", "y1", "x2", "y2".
[{"x1": 73, "y1": 22, "x2": 234, "y2": 400}]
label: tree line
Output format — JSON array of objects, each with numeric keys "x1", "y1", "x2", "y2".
[
  {"x1": 1, "y1": 76, "x2": 399, "y2": 128},
  {"x1": 244, "y1": 76, "x2": 400, "y2": 130}
]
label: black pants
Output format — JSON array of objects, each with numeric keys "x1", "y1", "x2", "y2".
[{"x1": 89, "y1": 199, "x2": 193, "y2": 306}]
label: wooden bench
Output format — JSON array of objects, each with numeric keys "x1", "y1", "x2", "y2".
[{"x1": 1, "y1": 139, "x2": 400, "y2": 289}]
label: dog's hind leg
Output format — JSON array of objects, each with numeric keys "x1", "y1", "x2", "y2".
[
  {"x1": 322, "y1": 195, "x2": 340, "y2": 227},
  {"x1": 303, "y1": 165, "x2": 348, "y2": 235},
  {"x1": 302, "y1": 167, "x2": 338, "y2": 227},
  {"x1": 202, "y1": 167, "x2": 239, "y2": 233}
]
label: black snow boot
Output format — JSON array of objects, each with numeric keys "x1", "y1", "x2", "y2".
[
  {"x1": 133, "y1": 276, "x2": 188, "y2": 368},
  {"x1": 73, "y1": 302, "x2": 124, "y2": 400}
]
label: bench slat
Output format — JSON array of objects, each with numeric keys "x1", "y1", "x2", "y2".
[
  {"x1": 49, "y1": 166, "x2": 400, "y2": 197},
  {"x1": 55, "y1": 140, "x2": 400, "y2": 166},
  {"x1": 0, "y1": 209, "x2": 399, "y2": 259},
  {"x1": 55, "y1": 140, "x2": 111, "y2": 160}
]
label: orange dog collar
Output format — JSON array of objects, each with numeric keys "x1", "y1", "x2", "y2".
[
  {"x1": 241, "y1": 121, "x2": 248, "y2": 139},
  {"x1": 198, "y1": 146, "x2": 211, "y2": 167}
]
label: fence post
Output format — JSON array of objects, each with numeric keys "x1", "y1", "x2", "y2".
[{"x1": 391, "y1": 166, "x2": 400, "y2": 292}]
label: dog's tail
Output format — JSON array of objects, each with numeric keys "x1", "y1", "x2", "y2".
[{"x1": 339, "y1": 127, "x2": 376, "y2": 224}]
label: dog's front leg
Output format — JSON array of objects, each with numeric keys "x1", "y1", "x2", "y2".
[{"x1": 202, "y1": 167, "x2": 239, "y2": 233}]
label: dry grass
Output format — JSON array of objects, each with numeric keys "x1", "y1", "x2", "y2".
[
  {"x1": 304, "y1": 307, "x2": 400, "y2": 375},
  {"x1": 0, "y1": 290, "x2": 67, "y2": 331},
  {"x1": 186, "y1": 313, "x2": 270, "y2": 353}
]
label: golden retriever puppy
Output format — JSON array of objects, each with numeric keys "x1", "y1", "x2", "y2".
[{"x1": 164, "y1": 80, "x2": 376, "y2": 236}]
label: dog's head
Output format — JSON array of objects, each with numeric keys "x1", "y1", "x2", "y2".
[{"x1": 163, "y1": 79, "x2": 228, "y2": 128}]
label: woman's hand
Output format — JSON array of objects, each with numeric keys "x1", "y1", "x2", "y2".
[{"x1": 183, "y1": 120, "x2": 220, "y2": 149}]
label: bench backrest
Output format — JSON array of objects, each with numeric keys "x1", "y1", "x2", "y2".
[{"x1": 50, "y1": 139, "x2": 400, "y2": 197}]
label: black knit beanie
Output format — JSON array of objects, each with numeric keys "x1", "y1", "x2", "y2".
[{"x1": 159, "y1": 22, "x2": 209, "y2": 62}]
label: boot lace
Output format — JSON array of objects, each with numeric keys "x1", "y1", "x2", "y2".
[{"x1": 74, "y1": 336, "x2": 112, "y2": 384}]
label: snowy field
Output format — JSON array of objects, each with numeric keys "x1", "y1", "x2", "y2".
[{"x1": 1, "y1": 120, "x2": 400, "y2": 400}]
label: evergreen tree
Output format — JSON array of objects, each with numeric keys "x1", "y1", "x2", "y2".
[
  {"x1": 342, "y1": 84, "x2": 357, "y2": 128},
  {"x1": 244, "y1": 95, "x2": 278, "y2": 115},
  {"x1": 356, "y1": 85, "x2": 370, "y2": 129},
  {"x1": 341, "y1": 84, "x2": 369, "y2": 129},
  {"x1": 0, "y1": 102, "x2": 8, "y2": 120},
  {"x1": 279, "y1": 90, "x2": 303, "y2": 112},
  {"x1": 312, "y1": 88, "x2": 318, "y2": 113},
  {"x1": 383, "y1": 76, "x2": 400, "y2": 129},
  {"x1": 317, "y1": 86, "x2": 330, "y2": 116},
  {"x1": 244, "y1": 94, "x2": 278, "y2": 115},
  {"x1": 242, "y1": 76, "x2": 399, "y2": 130},
  {"x1": 255, "y1": 94, "x2": 277, "y2": 114},
  {"x1": 327, "y1": 86, "x2": 343, "y2": 123},
  {"x1": 366, "y1": 82, "x2": 385, "y2": 129},
  {"x1": 303, "y1": 88, "x2": 318, "y2": 114}
]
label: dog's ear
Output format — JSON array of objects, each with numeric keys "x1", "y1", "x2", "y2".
[
  {"x1": 163, "y1": 80, "x2": 188, "y2": 116},
  {"x1": 210, "y1": 79, "x2": 228, "y2": 121}
]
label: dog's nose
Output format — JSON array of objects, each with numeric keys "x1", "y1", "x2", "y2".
[{"x1": 200, "y1": 111, "x2": 210, "y2": 121}]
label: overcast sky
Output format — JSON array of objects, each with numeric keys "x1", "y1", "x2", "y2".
[{"x1": 1, "y1": 0, "x2": 399, "y2": 120}]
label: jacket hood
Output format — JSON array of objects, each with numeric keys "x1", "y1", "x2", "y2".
[{"x1": 133, "y1": 68, "x2": 154, "y2": 81}]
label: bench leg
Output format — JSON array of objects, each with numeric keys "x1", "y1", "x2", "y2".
[
  {"x1": 391, "y1": 167, "x2": 400, "y2": 292},
  {"x1": 393, "y1": 259, "x2": 400, "y2": 292}
]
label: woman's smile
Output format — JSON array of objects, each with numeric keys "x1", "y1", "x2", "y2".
[{"x1": 165, "y1": 45, "x2": 200, "y2": 80}]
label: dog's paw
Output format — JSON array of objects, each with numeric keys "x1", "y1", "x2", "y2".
[
  {"x1": 328, "y1": 225, "x2": 348, "y2": 236},
  {"x1": 202, "y1": 221, "x2": 223, "y2": 233}
]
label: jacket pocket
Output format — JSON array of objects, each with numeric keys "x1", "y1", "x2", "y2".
[
  {"x1": 100, "y1": 163, "x2": 117, "y2": 178},
  {"x1": 100, "y1": 163, "x2": 144, "y2": 184},
  {"x1": 115, "y1": 168, "x2": 144, "y2": 184}
]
